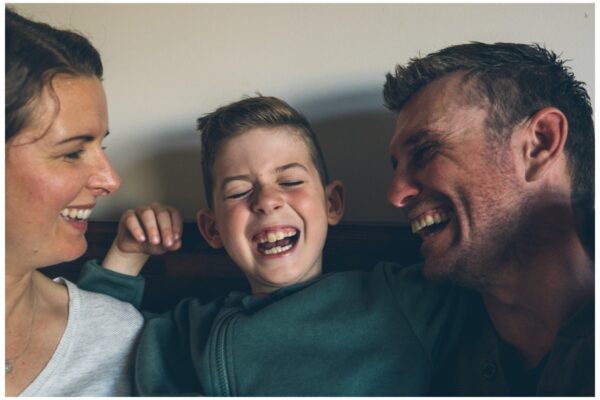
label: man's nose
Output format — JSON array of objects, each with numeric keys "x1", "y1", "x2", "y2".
[{"x1": 387, "y1": 168, "x2": 420, "y2": 209}]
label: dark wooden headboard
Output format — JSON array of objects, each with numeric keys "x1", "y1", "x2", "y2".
[{"x1": 42, "y1": 221, "x2": 422, "y2": 312}]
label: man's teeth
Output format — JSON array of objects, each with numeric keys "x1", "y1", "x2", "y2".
[
  {"x1": 411, "y1": 210, "x2": 449, "y2": 234},
  {"x1": 60, "y1": 208, "x2": 92, "y2": 220},
  {"x1": 256, "y1": 230, "x2": 297, "y2": 244}
]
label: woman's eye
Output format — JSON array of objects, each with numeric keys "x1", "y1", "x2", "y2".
[
  {"x1": 226, "y1": 189, "x2": 252, "y2": 200},
  {"x1": 64, "y1": 149, "x2": 84, "y2": 161}
]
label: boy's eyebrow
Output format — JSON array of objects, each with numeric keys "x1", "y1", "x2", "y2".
[
  {"x1": 221, "y1": 174, "x2": 252, "y2": 188},
  {"x1": 220, "y1": 163, "x2": 309, "y2": 188},
  {"x1": 275, "y1": 162, "x2": 309, "y2": 173}
]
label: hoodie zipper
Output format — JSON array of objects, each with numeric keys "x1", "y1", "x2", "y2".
[{"x1": 212, "y1": 308, "x2": 238, "y2": 396}]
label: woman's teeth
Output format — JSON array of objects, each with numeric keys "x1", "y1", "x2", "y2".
[
  {"x1": 411, "y1": 210, "x2": 450, "y2": 234},
  {"x1": 60, "y1": 208, "x2": 92, "y2": 220}
]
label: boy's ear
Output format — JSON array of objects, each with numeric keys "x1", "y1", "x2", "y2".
[
  {"x1": 196, "y1": 209, "x2": 223, "y2": 249},
  {"x1": 325, "y1": 180, "x2": 345, "y2": 225},
  {"x1": 521, "y1": 107, "x2": 568, "y2": 182}
]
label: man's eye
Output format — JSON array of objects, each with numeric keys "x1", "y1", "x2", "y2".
[
  {"x1": 226, "y1": 189, "x2": 252, "y2": 199},
  {"x1": 412, "y1": 143, "x2": 440, "y2": 168}
]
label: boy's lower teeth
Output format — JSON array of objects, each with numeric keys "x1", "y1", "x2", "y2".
[{"x1": 263, "y1": 244, "x2": 293, "y2": 255}]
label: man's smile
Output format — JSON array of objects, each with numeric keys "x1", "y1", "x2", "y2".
[{"x1": 410, "y1": 208, "x2": 452, "y2": 238}]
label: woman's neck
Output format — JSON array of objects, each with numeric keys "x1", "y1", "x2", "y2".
[{"x1": 5, "y1": 270, "x2": 37, "y2": 320}]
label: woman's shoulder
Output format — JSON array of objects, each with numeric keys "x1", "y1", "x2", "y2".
[{"x1": 57, "y1": 277, "x2": 143, "y2": 334}]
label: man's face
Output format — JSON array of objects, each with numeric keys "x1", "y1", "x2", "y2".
[{"x1": 387, "y1": 74, "x2": 524, "y2": 287}]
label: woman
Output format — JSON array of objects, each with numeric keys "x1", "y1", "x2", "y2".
[{"x1": 5, "y1": 8, "x2": 143, "y2": 396}]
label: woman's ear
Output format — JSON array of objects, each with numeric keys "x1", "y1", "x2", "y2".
[
  {"x1": 196, "y1": 209, "x2": 223, "y2": 249},
  {"x1": 522, "y1": 107, "x2": 568, "y2": 182},
  {"x1": 325, "y1": 180, "x2": 345, "y2": 225}
]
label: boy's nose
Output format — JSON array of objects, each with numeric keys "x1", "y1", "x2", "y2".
[
  {"x1": 387, "y1": 168, "x2": 420, "y2": 209},
  {"x1": 252, "y1": 186, "x2": 284, "y2": 215}
]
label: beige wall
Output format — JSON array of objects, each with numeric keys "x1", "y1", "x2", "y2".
[{"x1": 11, "y1": 3, "x2": 594, "y2": 224}]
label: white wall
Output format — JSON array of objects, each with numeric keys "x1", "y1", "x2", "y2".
[{"x1": 11, "y1": 3, "x2": 594, "y2": 224}]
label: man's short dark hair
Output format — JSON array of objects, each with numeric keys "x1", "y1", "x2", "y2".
[{"x1": 383, "y1": 42, "x2": 594, "y2": 210}]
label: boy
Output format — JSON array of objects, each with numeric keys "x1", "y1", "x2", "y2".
[{"x1": 79, "y1": 96, "x2": 469, "y2": 396}]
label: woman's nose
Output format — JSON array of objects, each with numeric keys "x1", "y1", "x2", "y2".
[{"x1": 87, "y1": 152, "x2": 121, "y2": 196}]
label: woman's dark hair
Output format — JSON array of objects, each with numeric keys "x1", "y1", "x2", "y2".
[{"x1": 5, "y1": 7, "x2": 104, "y2": 141}]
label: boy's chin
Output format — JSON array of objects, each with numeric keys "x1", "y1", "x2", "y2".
[{"x1": 249, "y1": 269, "x2": 321, "y2": 295}]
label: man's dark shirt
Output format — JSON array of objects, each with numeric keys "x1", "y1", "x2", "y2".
[{"x1": 431, "y1": 294, "x2": 594, "y2": 396}]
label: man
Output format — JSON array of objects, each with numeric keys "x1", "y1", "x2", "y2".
[{"x1": 383, "y1": 42, "x2": 594, "y2": 395}]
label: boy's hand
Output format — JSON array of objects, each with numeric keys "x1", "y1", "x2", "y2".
[{"x1": 102, "y1": 202, "x2": 183, "y2": 276}]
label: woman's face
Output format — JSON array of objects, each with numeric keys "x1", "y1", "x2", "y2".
[{"x1": 6, "y1": 75, "x2": 121, "y2": 272}]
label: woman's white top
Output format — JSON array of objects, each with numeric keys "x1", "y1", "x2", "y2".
[{"x1": 20, "y1": 278, "x2": 143, "y2": 396}]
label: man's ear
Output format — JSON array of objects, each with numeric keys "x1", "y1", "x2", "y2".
[
  {"x1": 325, "y1": 180, "x2": 345, "y2": 225},
  {"x1": 196, "y1": 209, "x2": 223, "y2": 249},
  {"x1": 522, "y1": 107, "x2": 568, "y2": 182}
]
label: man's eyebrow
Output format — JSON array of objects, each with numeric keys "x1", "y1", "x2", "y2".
[{"x1": 402, "y1": 129, "x2": 440, "y2": 147}]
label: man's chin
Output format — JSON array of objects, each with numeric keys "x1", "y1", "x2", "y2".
[{"x1": 421, "y1": 258, "x2": 466, "y2": 285}]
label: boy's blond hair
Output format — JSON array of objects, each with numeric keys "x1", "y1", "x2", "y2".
[{"x1": 197, "y1": 95, "x2": 330, "y2": 208}]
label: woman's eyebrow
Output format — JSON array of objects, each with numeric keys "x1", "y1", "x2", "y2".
[
  {"x1": 54, "y1": 131, "x2": 110, "y2": 145},
  {"x1": 54, "y1": 134, "x2": 95, "y2": 145}
]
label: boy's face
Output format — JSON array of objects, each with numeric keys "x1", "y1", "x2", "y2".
[{"x1": 198, "y1": 127, "x2": 344, "y2": 294}]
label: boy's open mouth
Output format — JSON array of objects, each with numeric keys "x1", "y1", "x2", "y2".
[{"x1": 253, "y1": 227, "x2": 300, "y2": 255}]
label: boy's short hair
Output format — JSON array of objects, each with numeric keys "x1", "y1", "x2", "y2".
[{"x1": 198, "y1": 95, "x2": 330, "y2": 208}]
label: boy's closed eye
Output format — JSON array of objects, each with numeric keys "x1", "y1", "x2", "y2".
[
  {"x1": 279, "y1": 180, "x2": 304, "y2": 187},
  {"x1": 225, "y1": 187, "x2": 253, "y2": 200}
]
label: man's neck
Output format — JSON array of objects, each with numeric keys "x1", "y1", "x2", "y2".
[{"x1": 481, "y1": 228, "x2": 593, "y2": 368}]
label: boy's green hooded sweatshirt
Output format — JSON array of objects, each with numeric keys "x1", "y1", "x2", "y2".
[{"x1": 79, "y1": 261, "x2": 469, "y2": 396}]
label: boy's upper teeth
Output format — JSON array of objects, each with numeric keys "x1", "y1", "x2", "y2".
[
  {"x1": 411, "y1": 210, "x2": 449, "y2": 234},
  {"x1": 60, "y1": 208, "x2": 93, "y2": 220},
  {"x1": 256, "y1": 229, "x2": 298, "y2": 244}
]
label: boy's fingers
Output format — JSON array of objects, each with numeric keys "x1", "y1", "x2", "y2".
[
  {"x1": 169, "y1": 207, "x2": 184, "y2": 242},
  {"x1": 124, "y1": 210, "x2": 146, "y2": 242},
  {"x1": 137, "y1": 206, "x2": 161, "y2": 245},
  {"x1": 155, "y1": 206, "x2": 174, "y2": 247}
]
